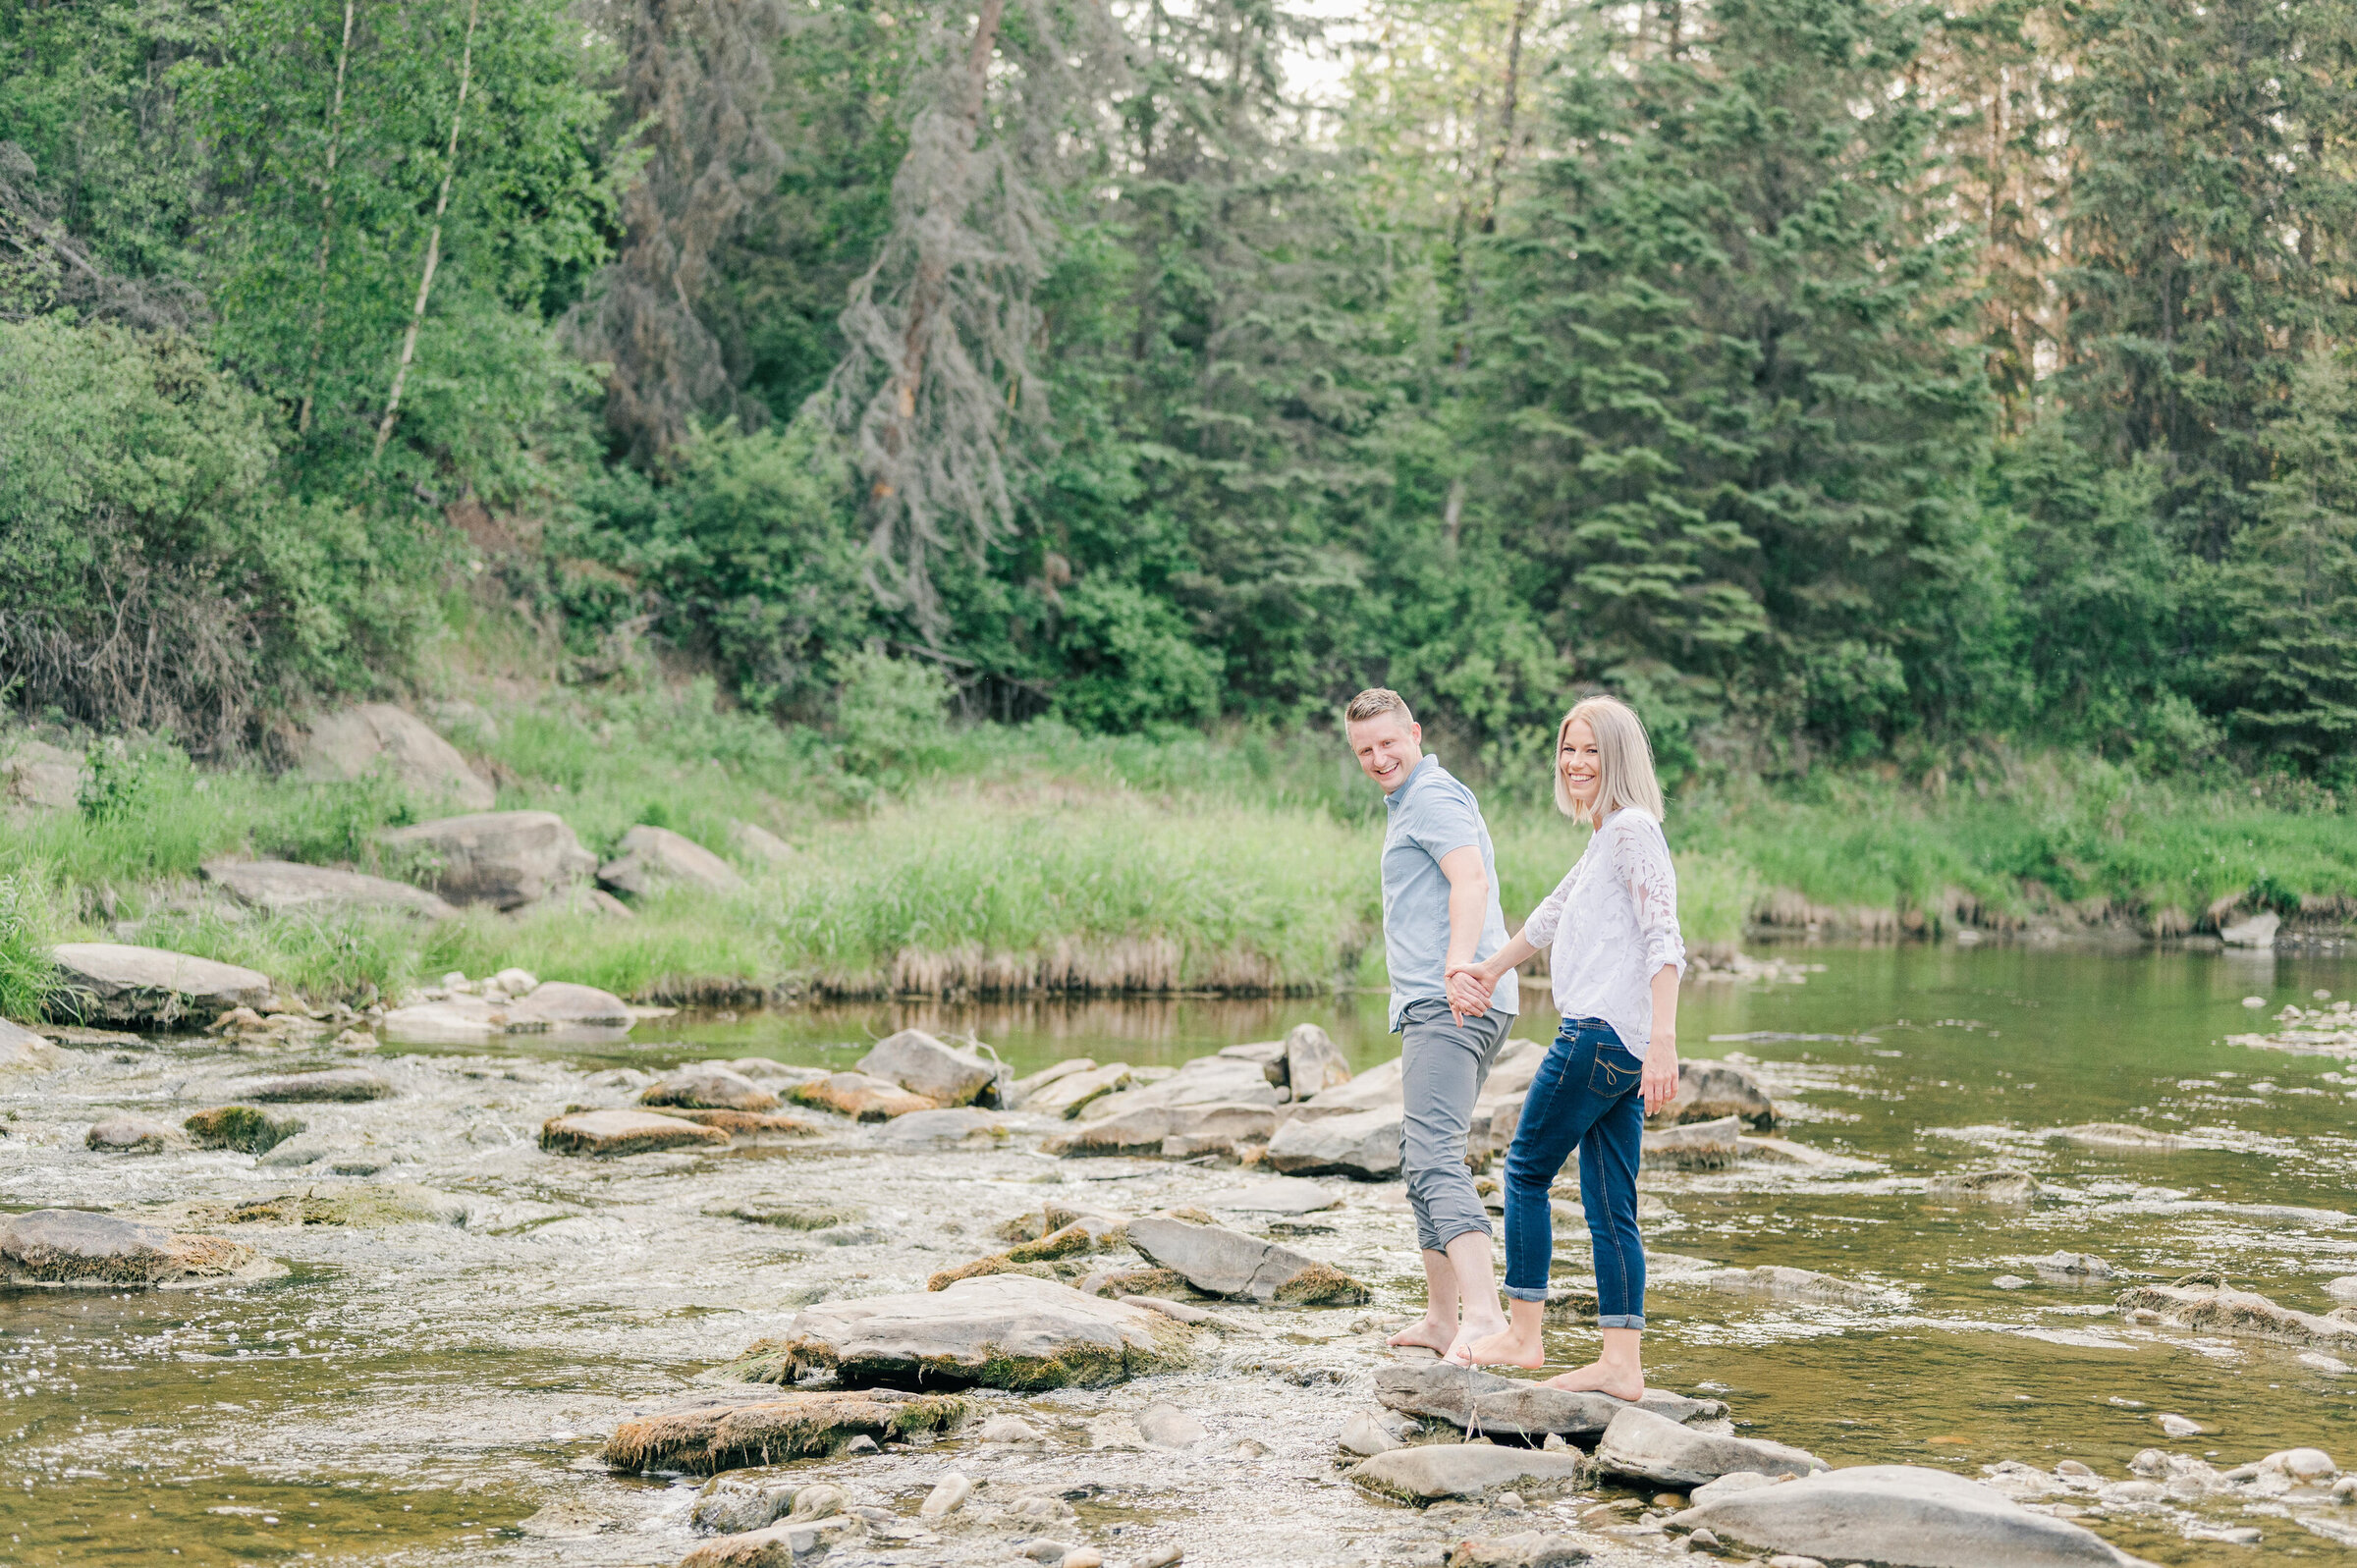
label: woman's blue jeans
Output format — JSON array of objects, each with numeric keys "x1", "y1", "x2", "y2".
[{"x1": 1501, "y1": 1017, "x2": 1646, "y2": 1328}]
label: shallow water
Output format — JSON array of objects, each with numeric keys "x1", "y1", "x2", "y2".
[{"x1": 8, "y1": 942, "x2": 2357, "y2": 1565}]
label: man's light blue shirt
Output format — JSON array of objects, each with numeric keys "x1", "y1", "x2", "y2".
[{"x1": 1381, "y1": 754, "x2": 1518, "y2": 1031}]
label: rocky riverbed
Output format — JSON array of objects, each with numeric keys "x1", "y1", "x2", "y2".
[{"x1": 8, "y1": 943, "x2": 2357, "y2": 1566}]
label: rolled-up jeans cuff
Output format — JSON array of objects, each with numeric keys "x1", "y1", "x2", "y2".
[
  {"x1": 1596, "y1": 1313, "x2": 1645, "y2": 1330},
  {"x1": 1503, "y1": 1284, "x2": 1551, "y2": 1302}
]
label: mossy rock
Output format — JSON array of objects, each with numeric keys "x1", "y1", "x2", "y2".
[
  {"x1": 184, "y1": 1106, "x2": 304, "y2": 1155},
  {"x1": 706, "y1": 1203, "x2": 867, "y2": 1230},
  {"x1": 1272, "y1": 1259, "x2": 1373, "y2": 1307},
  {"x1": 603, "y1": 1389, "x2": 968, "y2": 1475},
  {"x1": 925, "y1": 1256, "x2": 1060, "y2": 1292},
  {"x1": 189, "y1": 1184, "x2": 466, "y2": 1228}
]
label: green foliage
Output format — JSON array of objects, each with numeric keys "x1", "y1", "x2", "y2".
[
  {"x1": 831, "y1": 650, "x2": 953, "y2": 781},
  {"x1": 0, "y1": 871, "x2": 60, "y2": 1023}
]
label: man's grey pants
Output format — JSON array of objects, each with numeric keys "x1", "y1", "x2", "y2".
[{"x1": 1398, "y1": 998, "x2": 1513, "y2": 1254}]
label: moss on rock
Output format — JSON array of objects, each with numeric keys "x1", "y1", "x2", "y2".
[{"x1": 184, "y1": 1106, "x2": 305, "y2": 1155}]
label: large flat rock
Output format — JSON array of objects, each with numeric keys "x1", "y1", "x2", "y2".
[
  {"x1": 1044, "y1": 1101, "x2": 1277, "y2": 1157},
  {"x1": 1671, "y1": 1463, "x2": 2157, "y2": 1566},
  {"x1": 0, "y1": 1017, "x2": 59, "y2": 1075},
  {"x1": 595, "y1": 824, "x2": 747, "y2": 899},
  {"x1": 1021, "y1": 1060, "x2": 1132, "y2": 1117},
  {"x1": 51, "y1": 944, "x2": 271, "y2": 1026},
  {"x1": 1375, "y1": 1362, "x2": 1727, "y2": 1439},
  {"x1": 602, "y1": 1388, "x2": 968, "y2": 1474},
  {"x1": 1079, "y1": 1056, "x2": 1285, "y2": 1120},
  {"x1": 301, "y1": 703, "x2": 494, "y2": 810},
  {"x1": 1266, "y1": 1103, "x2": 1402, "y2": 1178},
  {"x1": 729, "y1": 1273, "x2": 1196, "y2": 1390},
  {"x1": 237, "y1": 1067, "x2": 393, "y2": 1103},
  {"x1": 787, "y1": 1072, "x2": 938, "y2": 1121},
  {"x1": 1209, "y1": 1177, "x2": 1343, "y2": 1215},
  {"x1": 1348, "y1": 1444, "x2": 1589, "y2": 1503},
  {"x1": 1127, "y1": 1216, "x2": 1368, "y2": 1304},
  {"x1": 1594, "y1": 1404, "x2": 1825, "y2": 1486},
  {"x1": 2118, "y1": 1276, "x2": 2357, "y2": 1349},
  {"x1": 641, "y1": 1066, "x2": 780, "y2": 1112},
  {"x1": 381, "y1": 980, "x2": 633, "y2": 1045},
  {"x1": 1641, "y1": 1114, "x2": 1741, "y2": 1170},
  {"x1": 200, "y1": 859, "x2": 456, "y2": 921},
  {"x1": 0, "y1": 1209, "x2": 272, "y2": 1289},
  {"x1": 380, "y1": 811, "x2": 595, "y2": 910},
  {"x1": 1651, "y1": 1058, "x2": 1777, "y2": 1130},
  {"x1": 857, "y1": 1029, "x2": 998, "y2": 1108},
  {"x1": 539, "y1": 1109, "x2": 731, "y2": 1157}
]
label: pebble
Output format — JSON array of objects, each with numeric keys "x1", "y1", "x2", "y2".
[
  {"x1": 2056, "y1": 1460, "x2": 2096, "y2": 1479},
  {"x1": 977, "y1": 1415, "x2": 1049, "y2": 1447},
  {"x1": 919, "y1": 1471, "x2": 972, "y2": 1518},
  {"x1": 1992, "y1": 1274, "x2": 2031, "y2": 1290},
  {"x1": 2157, "y1": 1414, "x2": 2203, "y2": 1437}
]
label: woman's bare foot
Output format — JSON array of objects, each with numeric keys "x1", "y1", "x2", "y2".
[
  {"x1": 1388, "y1": 1315, "x2": 1456, "y2": 1353},
  {"x1": 1443, "y1": 1313, "x2": 1510, "y2": 1366},
  {"x1": 1455, "y1": 1322, "x2": 1545, "y2": 1369},
  {"x1": 1540, "y1": 1359, "x2": 1645, "y2": 1401}
]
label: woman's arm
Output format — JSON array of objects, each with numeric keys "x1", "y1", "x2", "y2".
[
  {"x1": 1642, "y1": 962, "x2": 1679, "y2": 1114},
  {"x1": 1612, "y1": 817, "x2": 1686, "y2": 1113}
]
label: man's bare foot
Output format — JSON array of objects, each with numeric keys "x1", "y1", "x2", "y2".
[
  {"x1": 1540, "y1": 1359, "x2": 1644, "y2": 1401},
  {"x1": 1442, "y1": 1316, "x2": 1510, "y2": 1366},
  {"x1": 1455, "y1": 1324, "x2": 1544, "y2": 1369},
  {"x1": 1388, "y1": 1316, "x2": 1455, "y2": 1353}
]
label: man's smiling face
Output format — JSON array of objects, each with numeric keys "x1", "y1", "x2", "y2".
[{"x1": 1348, "y1": 711, "x2": 1424, "y2": 794}]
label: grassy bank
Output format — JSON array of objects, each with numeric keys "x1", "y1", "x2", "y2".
[{"x1": 0, "y1": 680, "x2": 2348, "y2": 1010}]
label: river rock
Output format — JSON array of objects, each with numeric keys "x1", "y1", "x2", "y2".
[
  {"x1": 1208, "y1": 1177, "x2": 1343, "y2": 1215},
  {"x1": 919, "y1": 1471, "x2": 972, "y2": 1518},
  {"x1": 2032, "y1": 1252, "x2": 2115, "y2": 1279},
  {"x1": 641, "y1": 1066, "x2": 780, "y2": 1112},
  {"x1": 1595, "y1": 1405, "x2": 1825, "y2": 1487},
  {"x1": 1135, "y1": 1401, "x2": 1208, "y2": 1448},
  {"x1": 0, "y1": 1017, "x2": 58, "y2": 1075},
  {"x1": 787, "y1": 1072, "x2": 939, "y2": 1121},
  {"x1": 2056, "y1": 1123, "x2": 2188, "y2": 1152},
  {"x1": 1653, "y1": 1059, "x2": 1777, "y2": 1130},
  {"x1": 665, "y1": 1108, "x2": 824, "y2": 1139},
  {"x1": 1126, "y1": 1216, "x2": 1369, "y2": 1304},
  {"x1": 184, "y1": 1106, "x2": 304, "y2": 1154},
  {"x1": 1343, "y1": 1410, "x2": 1406, "y2": 1456},
  {"x1": 1080, "y1": 1056, "x2": 1285, "y2": 1120},
  {"x1": 1641, "y1": 1115, "x2": 1740, "y2": 1170},
  {"x1": 1929, "y1": 1168, "x2": 2040, "y2": 1203},
  {"x1": 691, "y1": 1472, "x2": 798, "y2": 1535},
  {"x1": 1670, "y1": 1464, "x2": 2153, "y2": 1567},
  {"x1": 1024, "y1": 1061, "x2": 1134, "y2": 1118},
  {"x1": 1044, "y1": 1102, "x2": 1277, "y2": 1157},
  {"x1": 1, "y1": 737, "x2": 79, "y2": 811},
  {"x1": 0, "y1": 1209, "x2": 267, "y2": 1288},
  {"x1": 2221, "y1": 910, "x2": 2280, "y2": 948},
  {"x1": 514, "y1": 981, "x2": 632, "y2": 1026},
  {"x1": 84, "y1": 1115, "x2": 189, "y2": 1154},
  {"x1": 1447, "y1": 1533, "x2": 1592, "y2": 1568},
  {"x1": 199, "y1": 859, "x2": 456, "y2": 921},
  {"x1": 380, "y1": 811, "x2": 595, "y2": 910},
  {"x1": 1349, "y1": 1445, "x2": 1589, "y2": 1504},
  {"x1": 858, "y1": 1029, "x2": 998, "y2": 1108},
  {"x1": 1375, "y1": 1361, "x2": 1727, "y2": 1439},
  {"x1": 2117, "y1": 1275, "x2": 2357, "y2": 1349},
  {"x1": 725, "y1": 1274, "x2": 1196, "y2": 1390},
  {"x1": 1009, "y1": 1057, "x2": 1097, "y2": 1104},
  {"x1": 538, "y1": 1109, "x2": 731, "y2": 1157},
  {"x1": 1293, "y1": 1055, "x2": 1404, "y2": 1116},
  {"x1": 1285, "y1": 1023, "x2": 1352, "y2": 1098},
  {"x1": 875, "y1": 1108, "x2": 1010, "y2": 1147},
  {"x1": 302, "y1": 703, "x2": 494, "y2": 810},
  {"x1": 1265, "y1": 1104, "x2": 1402, "y2": 1178},
  {"x1": 1677, "y1": 1266, "x2": 1892, "y2": 1309},
  {"x1": 595, "y1": 824, "x2": 746, "y2": 899},
  {"x1": 680, "y1": 1516, "x2": 864, "y2": 1567},
  {"x1": 51, "y1": 944, "x2": 271, "y2": 1026},
  {"x1": 603, "y1": 1387, "x2": 968, "y2": 1474},
  {"x1": 237, "y1": 1067, "x2": 393, "y2": 1103}
]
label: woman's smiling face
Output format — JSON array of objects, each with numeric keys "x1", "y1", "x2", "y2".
[{"x1": 1560, "y1": 717, "x2": 1602, "y2": 812}]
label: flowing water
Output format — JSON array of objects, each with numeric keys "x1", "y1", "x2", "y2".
[{"x1": 7, "y1": 942, "x2": 2357, "y2": 1566}]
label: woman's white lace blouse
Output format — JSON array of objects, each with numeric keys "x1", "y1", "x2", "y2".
[{"x1": 1521, "y1": 809, "x2": 1686, "y2": 1057}]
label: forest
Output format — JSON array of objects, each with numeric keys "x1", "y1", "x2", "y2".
[{"x1": 3, "y1": 0, "x2": 2355, "y2": 790}]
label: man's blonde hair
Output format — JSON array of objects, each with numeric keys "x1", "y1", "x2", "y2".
[
  {"x1": 1554, "y1": 694, "x2": 1665, "y2": 825},
  {"x1": 1343, "y1": 687, "x2": 1414, "y2": 727}
]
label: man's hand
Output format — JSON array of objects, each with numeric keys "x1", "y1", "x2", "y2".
[
  {"x1": 1444, "y1": 960, "x2": 1494, "y2": 1022},
  {"x1": 1640, "y1": 1035, "x2": 1679, "y2": 1116}
]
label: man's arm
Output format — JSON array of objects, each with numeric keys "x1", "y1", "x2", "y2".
[{"x1": 1437, "y1": 844, "x2": 1488, "y2": 1024}]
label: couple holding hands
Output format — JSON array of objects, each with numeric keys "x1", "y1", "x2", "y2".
[{"x1": 1344, "y1": 686, "x2": 1684, "y2": 1400}]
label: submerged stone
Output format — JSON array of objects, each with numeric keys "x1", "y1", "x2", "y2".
[
  {"x1": 2056, "y1": 1122, "x2": 2190, "y2": 1152},
  {"x1": 1348, "y1": 1444, "x2": 1588, "y2": 1504},
  {"x1": 184, "y1": 1105, "x2": 305, "y2": 1155},
  {"x1": 1670, "y1": 1463, "x2": 2153, "y2": 1567},
  {"x1": 84, "y1": 1115, "x2": 189, "y2": 1154},
  {"x1": 1594, "y1": 1405, "x2": 1825, "y2": 1487},
  {"x1": 1208, "y1": 1176, "x2": 1343, "y2": 1215},
  {"x1": 1676, "y1": 1266, "x2": 1893, "y2": 1309},
  {"x1": 1375, "y1": 1362, "x2": 1727, "y2": 1439},
  {"x1": 708, "y1": 1203, "x2": 864, "y2": 1230},
  {"x1": 602, "y1": 1387, "x2": 967, "y2": 1474},
  {"x1": 1447, "y1": 1534, "x2": 1593, "y2": 1568},
  {"x1": 1928, "y1": 1168, "x2": 2040, "y2": 1204},
  {"x1": 1126, "y1": 1215, "x2": 1369, "y2": 1304},
  {"x1": 640, "y1": 1066, "x2": 780, "y2": 1112},
  {"x1": 237, "y1": 1067, "x2": 393, "y2": 1103},
  {"x1": 2118, "y1": 1275, "x2": 2357, "y2": 1349},
  {"x1": 927, "y1": 1216, "x2": 1128, "y2": 1291},
  {"x1": 0, "y1": 1209, "x2": 270, "y2": 1288},
  {"x1": 874, "y1": 1108, "x2": 1010, "y2": 1147},
  {"x1": 193, "y1": 1184, "x2": 467, "y2": 1228},
  {"x1": 538, "y1": 1109, "x2": 731, "y2": 1157}
]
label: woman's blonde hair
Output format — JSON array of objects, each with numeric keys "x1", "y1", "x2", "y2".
[{"x1": 1553, "y1": 694, "x2": 1665, "y2": 825}]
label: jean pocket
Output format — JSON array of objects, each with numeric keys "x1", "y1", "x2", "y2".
[{"x1": 1588, "y1": 1052, "x2": 1641, "y2": 1098}]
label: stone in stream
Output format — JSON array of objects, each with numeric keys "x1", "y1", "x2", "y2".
[
  {"x1": 1672, "y1": 1266, "x2": 1893, "y2": 1309},
  {"x1": 1023, "y1": 1061, "x2": 1134, "y2": 1118},
  {"x1": 1136, "y1": 1402, "x2": 1209, "y2": 1448},
  {"x1": 1651, "y1": 1058, "x2": 1778, "y2": 1130},
  {"x1": 1928, "y1": 1168, "x2": 2040, "y2": 1204},
  {"x1": 1375, "y1": 1362, "x2": 1727, "y2": 1439},
  {"x1": 857, "y1": 1028, "x2": 1000, "y2": 1108},
  {"x1": 538, "y1": 1109, "x2": 731, "y2": 1157},
  {"x1": 1447, "y1": 1535, "x2": 1592, "y2": 1568},
  {"x1": 595, "y1": 824, "x2": 747, "y2": 898},
  {"x1": 0, "y1": 1209, "x2": 271, "y2": 1288},
  {"x1": 927, "y1": 1217, "x2": 1129, "y2": 1291},
  {"x1": 184, "y1": 1106, "x2": 305, "y2": 1154},
  {"x1": 1348, "y1": 1445, "x2": 1589, "y2": 1504},
  {"x1": 1043, "y1": 1102, "x2": 1276, "y2": 1157},
  {"x1": 379, "y1": 810, "x2": 595, "y2": 910},
  {"x1": 1079, "y1": 1055, "x2": 1285, "y2": 1120},
  {"x1": 1008, "y1": 1055, "x2": 1097, "y2": 1103},
  {"x1": 1342, "y1": 1410, "x2": 1407, "y2": 1456},
  {"x1": 1209, "y1": 1176, "x2": 1343, "y2": 1215},
  {"x1": 301, "y1": 703, "x2": 495, "y2": 810},
  {"x1": 1594, "y1": 1405, "x2": 1826, "y2": 1487},
  {"x1": 1737, "y1": 1136, "x2": 1840, "y2": 1167},
  {"x1": 236, "y1": 1067, "x2": 393, "y2": 1103},
  {"x1": 678, "y1": 1514, "x2": 865, "y2": 1566},
  {"x1": 2328, "y1": 1276, "x2": 2357, "y2": 1305},
  {"x1": 380, "y1": 979, "x2": 634, "y2": 1046},
  {"x1": 199, "y1": 859, "x2": 457, "y2": 921},
  {"x1": 1076, "y1": 1266, "x2": 1196, "y2": 1300},
  {"x1": 195, "y1": 1184, "x2": 468, "y2": 1228},
  {"x1": 2055, "y1": 1122, "x2": 2190, "y2": 1153},
  {"x1": 640, "y1": 1066, "x2": 781, "y2": 1112},
  {"x1": 515, "y1": 981, "x2": 633, "y2": 1026},
  {"x1": 786, "y1": 1071, "x2": 938, "y2": 1121},
  {"x1": 2031, "y1": 1251, "x2": 2116, "y2": 1279},
  {"x1": 50, "y1": 944, "x2": 271, "y2": 1026},
  {"x1": 690, "y1": 1471, "x2": 799, "y2": 1535},
  {"x1": 1640, "y1": 1115, "x2": 1740, "y2": 1171},
  {"x1": 2117, "y1": 1273, "x2": 2357, "y2": 1349},
  {"x1": 1264, "y1": 1104, "x2": 1402, "y2": 1178},
  {"x1": 873, "y1": 1108, "x2": 1009, "y2": 1147},
  {"x1": 85, "y1": 1115, "x2": 189, "y2": 1154},
  {"x1": 1669, "y1": 1464, "x2": 2156, "y2": 1567},
  {"x1": 2220, "y1": 909, "x2": 2280, "y2": 948},
  {"x1": 919, "y1": 1471, "x2": 973, "y2": 1518},
  {"x1": 1285, "y1": 1023, "x2": 1353, "y2": 1098},
  {"x1": 602, "y1": 1387, "x2": 968, "y2": 1474},
  {"x1": 663, "y1": 1108, "x2": 824, "y2": 1139},
  {"x1": 1125, "y1": 1215, "x2": 1369, "y2": 1305},
  {"x1": 0, "y1": 1017, "x2": 58, "y2": 1075}
]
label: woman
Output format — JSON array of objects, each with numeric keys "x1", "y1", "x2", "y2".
[{"x1": 1444, "y1": 694, "x2": 1684, "y2": 1396}]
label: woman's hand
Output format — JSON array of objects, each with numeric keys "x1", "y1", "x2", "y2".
[
  {"x1": 1443, "y1": 959, "x2": 1496, "y2": 1021},
  {"x1": 1641, "y1": 1034, "x2": 1679, "y2": 1116}
]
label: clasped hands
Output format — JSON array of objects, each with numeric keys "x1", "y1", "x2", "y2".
[
  {"x1": 1443, "y1": 957, "x2": 1682, "y2": 1115},
  {"x1": 1441, "y1": 957, "x2": 1498, "y2": 1023}
]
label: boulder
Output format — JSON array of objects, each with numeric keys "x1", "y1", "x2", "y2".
[
  {"x1": 1, "y1": 737, "x2": 80, "y2": 812},
  {"x1": 237, "y1": 1067, "x2": 393, "y2": 1104},
  {"x1": 595, "y1": 824, "x2": 747, "y2": 899},
  {"x1": 1023, "y1": 1061, "x2": 1134, "y2": 1118},
  {"x1": 1677, "y1": 1266, "x2": 1892, "y2": 1309},
  {"x1": 183, "y1": 1106, "x2": 304, "y2": 1154},
  {"x1": 0, "y1": 1019, "x2": 60, "y2": 1075},
  {"x1": 603, "y1": 1387, "x2": 968, "y2": 1474},
  {"x1": 199, "y1": 860, "x2": 455, "y2": 921},
  {"x1": 379, "y1": 979, "x2": 634, "y2": 1046},
  {"x1": 519, "y1": 981, "x2": 632, "y2": 1026},
  {"x1": 731, "y1": 821, "x2": 796, "y2": 868},
  {"x1": 857, "y1": 1029, "x2": 998, "y2": 1108},
  {"x1": 1008, "y1": 1056, "x2": 1098, "y2": 1105},
  {"x1": 2220, "y1": 909, "x2": 2280, "y2": 948},
  {"x1": 84, "y1": 1115, "x2": 188, "y2": 1154},
  {"x1": 787, "y1": 1072, "x2": 939, "y2": 1121},
  {"x1": 51, "y1": 944, "x2": 271, "y2": 1026},
  {"x1": 1285, "y1": 1023, "x2": 1353, "y2": 1098},
  {"x1": 678, "y1": 1516, "x2": 863, "y2": 1567},
  {"x1": 538, "y1": 1109, "x2": 732, "y2": 1157},
  {"x1": 690, "y1": 1473, "x2": 799, "y2": 1536},
  {"x1": 1126, "y1": 1216, "x2": 1369, "y2": 1305},
  {"x1": 1594, "y1": 1405, "x2": 1826, "y2": 1487},
  {"x1": 1929, "y1": 1168, "x2": 2039, "y2": 1203},
  {"x1": 1045, "y1": 1102, "x2": 1277, "y2": 1157},
  {"x1": 1080, "y1": 1054, "x2": 1286, "y2": 1120},
  {"x1": 1652, "y1": 1059, "x2": 1777, "y2": 1130},
  {"x1": 724, "y1": 1274, "x2": 1197, "y2": 1390},
  {"x1": 0, "y1": 1209, "x2": 269, "y2": 1288},
  {"x1": 1208, "y1": 1177, "x2": 1343, "y2": 1215},
  {"x1": 875, "y1": 1108, "x2": 1011, "y2": 1148},
  {"x1": 1642, "y1": 1114, "x2": 1740, "y2": 1170},
  {"x1": 2118, "y1": 1275, "x2": 2357, "y2": 1349},
  {"x1": 641, "y1": 1066, "x2": 781, "y2": 1112},
  {"x1": 1349, "y1": 1445, "x2": 1589, "y2": 1504},
  {"x1": 1293, "y1": 1055, "x2": 1404, "y2": 1116},
  {"x1": 1670, "y1": 1464, "x2": 2155, "y2": 1567},
  {"x1": 1375, "y1": 1362, "x2": 1727, "y2": 1439},
  {"x1": 379, "y1": 811, "x2": 595, "y2": 910},
  {"x1": 1265, "y1": 1104, "x2": 1402, "y2": 1178},
  {"x1": 301, "y1": 703, "x2": 494, "y2": 810},
  {"x1": 1447, "y1": 1533, "x2": 1592, "y2": 1568}
]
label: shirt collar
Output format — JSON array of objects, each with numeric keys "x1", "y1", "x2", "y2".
[{"x1": 1385, "y1": 754, "x2": 1440, "y2": 812}]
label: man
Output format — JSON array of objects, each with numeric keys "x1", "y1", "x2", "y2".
[{"x1": 1343, "y1": 687, "x2": 1519, "y2": 1362}]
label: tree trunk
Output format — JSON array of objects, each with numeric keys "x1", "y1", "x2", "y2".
[
  {"x1": 372, "y1": 0, "x2": 482, "y2": 460},
  {"x1": 297, "y1": 0, "x2": 358, "y2": 435}
]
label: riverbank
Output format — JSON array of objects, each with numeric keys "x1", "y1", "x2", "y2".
[{"x1": 0, "y1": 682, "x2": 2348, "y2": 1009}]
